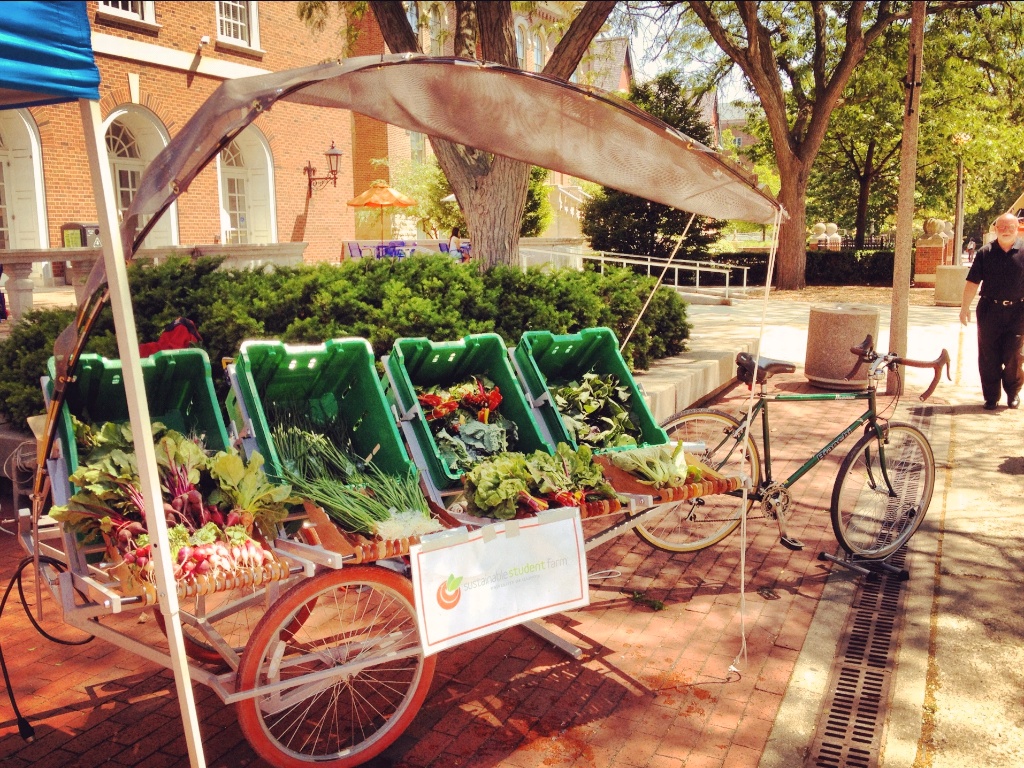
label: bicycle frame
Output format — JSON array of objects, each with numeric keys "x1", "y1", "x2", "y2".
[{"x1": 732, "y1": 383, "x2": 895, "y2": 499}]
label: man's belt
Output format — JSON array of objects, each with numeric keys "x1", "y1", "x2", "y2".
[{"x1": 981, "y1": 296, "x2": 1024, "y2": 306}]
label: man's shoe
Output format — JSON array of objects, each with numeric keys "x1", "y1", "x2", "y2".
[
  {"x1": 1010, "y1": 396, "x2": 1020, "y2": 409},
  {"x1": 984, "y1": 400, "x2": 998, "y2": 410}
]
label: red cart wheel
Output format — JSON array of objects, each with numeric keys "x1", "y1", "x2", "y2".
[{"x1": 235, "y1": 565, "x2": 435, "y2": 767}]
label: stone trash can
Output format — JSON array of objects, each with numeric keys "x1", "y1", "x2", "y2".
[
  {"x1": 934, "y1": 264, "x2": 970, "y2": 307},
  {"x1": 805, "y1": 304, "x2": 880, "y2": 390}
]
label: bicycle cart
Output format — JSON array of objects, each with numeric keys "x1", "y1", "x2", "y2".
[{"x1": 4, "y1": 13, "x2": 783, "y2": 767}]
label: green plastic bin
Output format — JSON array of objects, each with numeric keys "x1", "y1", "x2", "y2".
[
  {"x1": 384, "y1": 333, "x2": 550, "y2": 492},
  {"x1": 47, "y1": 348, "x2": 231, "y2": 479},
  {"x1": 230, "y1": 338, "x2": 413, "y2": 482},
  {"x1": 513, "y1": 327, "x2": 668, "y2": 452}
]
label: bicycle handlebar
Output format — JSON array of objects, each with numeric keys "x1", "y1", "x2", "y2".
[{"x1": 844, "y1": 334, "x2": 951, "y2": 401}]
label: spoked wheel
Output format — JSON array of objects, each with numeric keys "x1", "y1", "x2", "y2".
[
  {"x1": 153, "y1": 577, "x2": 299, "y2": 666},
  {"x1": 637, "y1": 408, "x2": 761, "y2": 553},
  {"x1": 831, "y1": 422, "x2": 934, "y2": 559},
  {"x1": 235, "y1": 565, "x2": 435, "y2": 768}
]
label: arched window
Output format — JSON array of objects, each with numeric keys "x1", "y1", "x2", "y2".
[
  {"x1": 220, "y1": 141, "x2": 248, "y2": 244},
  {"x1": 428, "y1": 5, "x2": 443, "y2": 55},
  {"x1": 515, "y1": 26, "x2": 526, "y2": 68},
  {"x1": 532, "y1": 31, "x2": 545, "y2": 72},
  {"x1": 106, "y1": 121, "x2": 143, "y2": 218},
  {"x1": 0, "y1": 110, "x2": 47, "y2": 253},
  {"x1": 218, "y1": 127, "x2": 275, "y2": 245},
  {"x1": 104, "y1": 106, "x2": 177, "y2": 248}
]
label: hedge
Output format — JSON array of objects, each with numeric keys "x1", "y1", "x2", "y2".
[
  {"x1": 0, "y1": 254, "x2": 692, "y2": 432},
  {"x1": 627, "y1": 249, "x2": 910, "y2": 287}
]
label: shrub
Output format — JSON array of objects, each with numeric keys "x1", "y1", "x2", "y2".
[{"x1": 0, "y1": 255, "x2": 690, "y2": 432}]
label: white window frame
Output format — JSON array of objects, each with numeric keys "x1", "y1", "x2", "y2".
[
  {"x1": 427, "y1": 4, "x2": 444, "y2": 56},
  {"x1": 216, "y1": 1, "x2": 262, "y2": 52},
  {"x1": 96, "y1": 1, "x2": 160, "y2": 32},
  {"x1": 532, "y1": 31, "x2": 545, "y2": 72},
  {"x1": 515, "y1": 25, "x2": 527, "y2": 69}
]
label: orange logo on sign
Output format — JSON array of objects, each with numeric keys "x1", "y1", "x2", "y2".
[{"x1": 436, "y1": 574, "x2": 463, "y2": 610}]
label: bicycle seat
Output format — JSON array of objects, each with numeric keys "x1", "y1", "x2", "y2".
[{"x1": 736, "y1": 352, "x2": 796, "y2": 385}]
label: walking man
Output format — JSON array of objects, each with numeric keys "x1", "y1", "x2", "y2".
[{"x1": 959, "y1": 212, "x2": 1024, "y2": 410}]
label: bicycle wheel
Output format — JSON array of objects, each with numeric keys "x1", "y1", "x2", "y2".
[
  {"x1": 236, "y1": 565, "x2": 435, "y2": 768},
  {"x1": 831, "y1": 422, "x2": 934, "y2": 559},
  {"x1": 635, "y1": 408, "x2": 761, "y2": 553}
]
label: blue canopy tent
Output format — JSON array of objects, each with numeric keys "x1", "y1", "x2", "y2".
[{"x1": 0, "y1": 4, "x2": 208, "y2": 766}]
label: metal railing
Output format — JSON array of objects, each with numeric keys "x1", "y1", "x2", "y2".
[{"x1": 582, "y1": 250, "x2": 750, "y2": 299}]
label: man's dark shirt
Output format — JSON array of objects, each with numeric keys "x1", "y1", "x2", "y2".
[{"x1": 966, "y1": 237, "x2": 1024, "y2": 301}]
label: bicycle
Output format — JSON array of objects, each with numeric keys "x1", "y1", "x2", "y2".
[{"x1": 633, "y1": 336, "x2": 950, "y2": 564}]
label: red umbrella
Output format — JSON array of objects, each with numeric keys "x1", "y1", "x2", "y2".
[{"x1": 347, "y1": 181, "x2": 417, "y2": 245}]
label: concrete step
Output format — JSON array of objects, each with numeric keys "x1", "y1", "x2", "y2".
[{"x1": 634, "y1": 338, "x2": 758, "y2": 424}]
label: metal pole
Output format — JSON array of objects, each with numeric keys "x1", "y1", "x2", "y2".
[
  {"x1": 79, "y1": 99, "x2": 207, "y2": 768},
  {"x1": 887, "y1": 1, "x2": 926, "y2": 394}
]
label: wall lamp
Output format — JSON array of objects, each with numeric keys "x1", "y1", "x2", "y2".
[{"x1": 304, "y1": 142, "x2": 344, "y2": 197}]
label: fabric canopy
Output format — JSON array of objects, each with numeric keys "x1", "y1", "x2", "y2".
[
  {"x1": 118, "y1": 54, "x2": 781, "y2": 260},
  {"x1": 60, "y1": 53, "x2": 785, "y2": 383},
  {"x1": 0, "y1": 1, "x2": 100, "y2": 108}
]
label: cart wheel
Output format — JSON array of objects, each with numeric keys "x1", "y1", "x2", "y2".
[
  {"x1": 152, "y1": 577, "x2": 300, "y2": 666},
  {"x1": 236, "y1": 565, "x2": 435, "y2": 767}
]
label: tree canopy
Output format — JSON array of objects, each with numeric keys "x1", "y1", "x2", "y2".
[{"x1": 616, "y1": 1, "x2": 976, "y2": 289}]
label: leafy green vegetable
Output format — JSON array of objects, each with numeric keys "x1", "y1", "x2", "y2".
[
  {"x1": 550, "y1": 372, "x2": 642, "y2": 449},
  {"x1": 608, "y1": 442, "x2": 692, "y2": 489},
  {"x1": 208, "y1": 451, "x2": 296, "y2": 537},
  {"x1": 461, "y1": 443, "x2": 617, "y2": 519}
]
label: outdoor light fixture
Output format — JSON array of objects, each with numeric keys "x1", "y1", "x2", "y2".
[{"x1": 304, "y1": 141, "x2": 344, "y2": 197}]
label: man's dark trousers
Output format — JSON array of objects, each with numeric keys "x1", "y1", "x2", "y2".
[{"x1": 976, "y1": 299, "x2": 1024, "y2": 404}]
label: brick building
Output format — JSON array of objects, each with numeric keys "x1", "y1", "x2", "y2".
[{"x1": 0, "y1": 1, "x2": 631, "y2": 272}]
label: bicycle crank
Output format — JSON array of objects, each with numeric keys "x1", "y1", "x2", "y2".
[{"x1": 761, "y1": 483, "x2": 805, "y2": 551}]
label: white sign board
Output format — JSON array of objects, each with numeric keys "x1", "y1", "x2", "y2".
[{"x1": 410, "y1": 507, "x2": 589, "y2": 656}]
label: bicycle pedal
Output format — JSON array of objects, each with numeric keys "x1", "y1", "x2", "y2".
[{"x1": 780, "y1": 536, "x2": 805, "y2": 551}]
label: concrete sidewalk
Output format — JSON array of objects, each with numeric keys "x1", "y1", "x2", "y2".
[{"x1": 0, "y1": 292, "x2": 1020, "y2": 768}]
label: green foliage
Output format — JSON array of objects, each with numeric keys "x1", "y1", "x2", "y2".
[
  {"x1": 706, "y1": 250, "x2": 903, "y2": 286},
  {"x1": 521, "y1": 166, "x2": 553, "y2": 238},
  {"x1": 389, "y1": 157, "x2": 466, "y2": 238},
  {"x1": 581, "y1": 71, "x2": 723, "y2": 259},
  {"x1": 0, "y1": 256, "x2": 689, "y2": 431}
]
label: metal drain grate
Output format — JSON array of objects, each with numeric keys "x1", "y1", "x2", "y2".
[{"x1": 806, "y1": 548, "x2": 908, "y2": 768}]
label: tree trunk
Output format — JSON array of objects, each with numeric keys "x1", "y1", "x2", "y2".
[
  {"x1": 774, "y1": 153, "x2": 809, "y2": 290},
  {"x1": 369, "y1": 0, "x2": 612, "y2": 268},
  {"x1": 854, "y1": 172, "x2": 871, "y2": 249}
]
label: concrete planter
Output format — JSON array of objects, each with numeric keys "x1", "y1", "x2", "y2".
[{"x1": 805, "y1": 304, "x2": 880, "y2": 390}]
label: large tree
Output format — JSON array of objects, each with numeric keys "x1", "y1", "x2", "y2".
[
  {"x1": 620, "y1": 1, "x2": 972, "y2": 289},
  {"x1": 301, "y1": 1, "x2": 617, "y2": 268}
]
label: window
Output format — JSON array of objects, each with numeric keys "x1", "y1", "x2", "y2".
[
  {"x1": 98, "y1": 1, "x2": 155, "y2": 23},
  {"x1": 106, "y1": 121, "x2": 143, "y2": 221},
  {"x1": 733, "y1": 136, "x2": 743, "y2": 148},
  {"x1": 105, "y1": 109, "x2": 176, "y2": 248},
  {"x1": 217, "y1": 128, "x2": 274, "y2": 246},
  {"x1": 515, "y1": 26, "x2": 526, "y2": 69},
  {"x1": 404, "y1": 1, "x2": 419, "y2": 33},
  {"x1": 220, "y1": 141, "x2": 249, "y2": 244},
  {"x1": 217, "y1": 1, "x2": 260, "y2": 49},
  {"x1": 428, "y1": 5, "x2": 443, "y2": 55},
  {"x1": 532, "y1": 32, "x2": 545, "y2": 72},
  {"x1": 410, "y1": 131, "x2": 425, "y2": 165}
]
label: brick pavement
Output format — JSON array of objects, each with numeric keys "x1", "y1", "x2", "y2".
[{"x1": 0, "y1": 373, "x2": 888, "y2": 768}]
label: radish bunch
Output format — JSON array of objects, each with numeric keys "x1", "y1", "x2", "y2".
[{"x1": 120, "y1": 524, "x2": 274, "y2": 582}]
